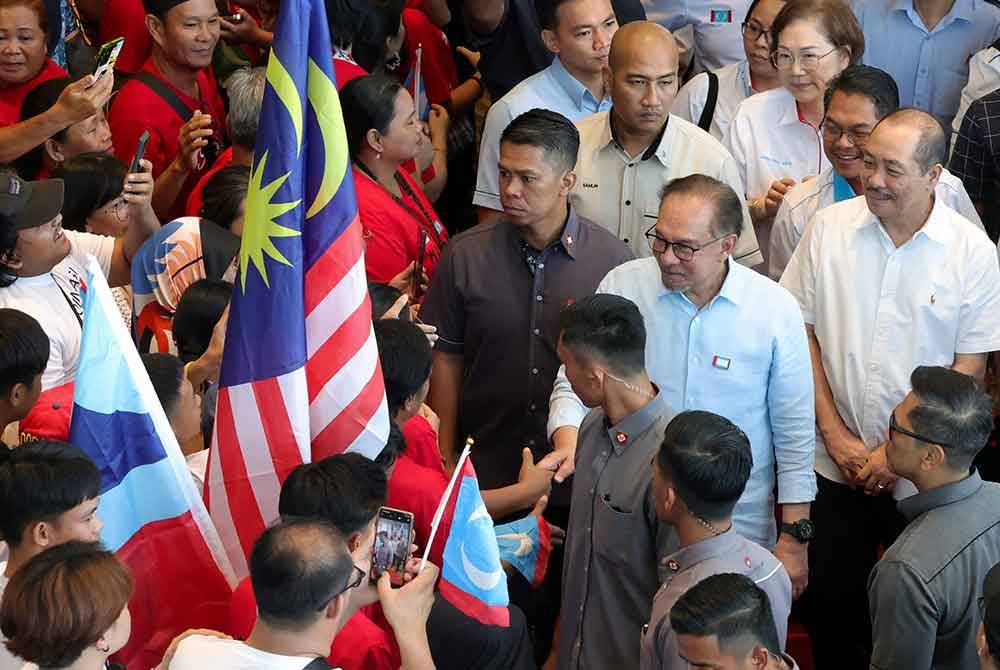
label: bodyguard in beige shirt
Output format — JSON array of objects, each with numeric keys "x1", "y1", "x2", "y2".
[{"x1": 569, "y1": 21, "x2": 762, "y2": 267}]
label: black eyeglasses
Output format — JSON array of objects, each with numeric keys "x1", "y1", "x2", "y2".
[
  {"x1": 326, "y1": 564, "x2": 366, "y2": 606},
  {"x1": 820, "y1": 121, "x2": 871, "y2": 147},
  {"x1": 888, "y1": 411, "x2": 952, "y2": 449},
  {"x1": 741, "y1": 20, "x2": 771, "y2": 42},
  {"x1": 644, "y1": 225, "x2": 728, "y2": 261}
]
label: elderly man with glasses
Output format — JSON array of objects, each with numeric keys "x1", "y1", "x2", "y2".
[
  {"x1": 780, "y1": 107, "x2": 1000, "y2": 670},
  {"x1": 868, "y1": 366, "x2": 1000, "y2": 670},
  {"x1": 544, "y1": 173, "x2": 816, "y2": 598}
]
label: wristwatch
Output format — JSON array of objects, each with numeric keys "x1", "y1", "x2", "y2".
[{"x1": 780, "y1": 519, "x2": 815, "y2": 543}]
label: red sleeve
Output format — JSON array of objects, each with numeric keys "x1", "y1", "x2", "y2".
[
  {"x1": 222, "y1": 578, "x2": 257, "y2": 640},
  {"x1": 355, "y1": 172, "x2": 417, "y2": 283},
  {"x1": 402, "y1": 414, "x2": 444, "y2": 472}
]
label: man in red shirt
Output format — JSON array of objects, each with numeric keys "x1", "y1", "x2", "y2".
[{"x1": 108, "y1": 0, "x2": 227, "y2": 221}]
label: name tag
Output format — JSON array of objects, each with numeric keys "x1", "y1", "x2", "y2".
[
  {"x1": 709, "y1": 8, "x2": 733, "y2": 22},
  {"x1": 712, "y1": 355, "x2": 731, "y2": 370}
]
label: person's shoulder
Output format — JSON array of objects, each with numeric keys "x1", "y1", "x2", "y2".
[
  {"x1": 599, "y1": 256, "x2": 660, "y2": 291},
  {"x1": 443, "y1": 219, "x2": 511, "y2": 256},
  {"x1": 811, "y1": 193, "x2": 870, "y2": 228},
  {"x1": 734, "y1": 86, "x2": 790, "y2": 117},
  {"x1": 575, "y1": 110, "x2": 608, "y2": 139},
  {"x1": 493, "y1": 67, "x2": 557, "y2": 111},
  {"x1": 666, "y1": 114, "x2": 731, "y2": 159},
  {"x1": 730, "y1": 259, "x2": 802, "y2": 311}
]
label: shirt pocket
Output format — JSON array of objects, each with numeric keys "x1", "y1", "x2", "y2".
[
  {"x1": 593, "y1": 492, "x2": 639, "y2": 568},
  {"x1": 702, "y1": 343, "x2": 770, "y2": 417}
]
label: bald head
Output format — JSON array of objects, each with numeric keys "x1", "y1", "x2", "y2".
[
  {"x1": 874, "y1": 108, "x2": 946, "y2": 174},
  {"x1": 608, "y1": 21, "x2": 677, "y2": 72}
]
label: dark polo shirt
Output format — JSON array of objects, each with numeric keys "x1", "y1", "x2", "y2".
[{"x1": 420, "y1": 208, "x2": 633, "y2": 499}]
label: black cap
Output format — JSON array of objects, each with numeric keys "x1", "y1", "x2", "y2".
[{"x1": 0, "y1": 174, "x2": 64, "y2": 232}]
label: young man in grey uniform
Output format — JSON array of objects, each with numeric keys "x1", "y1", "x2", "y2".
[
  {"x1": 555, "y1": 293, "x2": 677, "y2": 670},
  {"x1": 641, "y1": 410, "x2": 791, "y2": 670}
]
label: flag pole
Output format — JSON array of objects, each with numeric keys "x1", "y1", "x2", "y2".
[{"x1": 419, "y1": 436, "x2": 473, "y2": 572}]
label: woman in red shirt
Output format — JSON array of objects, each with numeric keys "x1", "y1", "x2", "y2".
[
  {"x1": 0, "y1": 0, "x2": 66, "y2": 125},
  {"x1": 341, "y1": 74, "x2": 448, "y2": 288}
]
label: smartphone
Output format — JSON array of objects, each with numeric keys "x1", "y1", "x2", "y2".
[
  {"x1": 370, "y1": 506, "x2": 414, "y2": 585},
  {"x1": 93, "y1": 37, "x2": 124, "y2": 80},
  {"x1": 129, "y1": 131, "x2": 151, "y2": 174},
  {"x1": 410, "y1": 231, "x2": 428, "y2": 299}
]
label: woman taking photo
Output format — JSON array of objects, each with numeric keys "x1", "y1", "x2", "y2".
[
  {"x1": 724, "y1": 0, "x2": 863, "y2": 260},
  {"x1": 342, "y1": 74, "x2": 448, "y2": 289},
  {"x1": 671, "y1": 0, "x2": 788, "y2": 141},
  {"x1": 0, "y1": 0, "x2": 67, "y2": 125}
]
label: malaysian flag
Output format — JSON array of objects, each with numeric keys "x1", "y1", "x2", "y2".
[{"x1": 205, "y1": 0, "x2": 389, "y2": 577}]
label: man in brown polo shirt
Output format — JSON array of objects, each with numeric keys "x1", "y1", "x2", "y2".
[{"x1": 421, "y1": 108, "x2": 633, "y2": 512}]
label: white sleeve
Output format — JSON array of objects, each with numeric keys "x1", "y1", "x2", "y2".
[
  {"x1": 723, "y1": 104, "x2": 751, "y2": 198},
  {"x1": 472, "y1": 100, "x2": 514, "y2": 211},
  {"x1": 671, "y1": 73, "x2": 709, "y2": 127},
  {"x1": 768, "y1": 196, "x2": 799, "y2": 280},
  {"x1": 779, "y1": 210, "x2": 822, "y2": 325},
  {"x1": 717, "y1": 147, "x2": 763, "y2": 268},
  {"x1": 66, "y1": 230, "x2": 115, "y2": 278},
  {"x1": 939, "y1": 175, "x2": 985, "y2": 232},
  {"x1": 546, "y1": 363, "x2": 588, "y2": 438},
  {"x1": 957, "y1": 237, "x2": 1000, "y2": 354}
]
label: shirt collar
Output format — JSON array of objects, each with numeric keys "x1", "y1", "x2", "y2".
[
  {"x1": 897, "y1": 469, "x2": 983, "y2": 521},
  {"x1": 664, "y1": 258, "x2": 749, "y2": 308},
  {"x1": 509, "y1": 206, "x2": 582, "y2": 259},
  {"x1": 775, "y1": 88, "x2": 804, "y2": 127},
  {"x1": 832, "y1": 170, "x2": 857, "y2": 202},
  {"x1": 866, "y1": 196, "x2": 956, "y2": 247},
  {"x1": 604, "y1": 111, "x2": 671, "y2": 162},
  {"x1": 605, "y1": 387, "x2": 669, "y2": 454},
  {"x1": 663, "y1": 527, "x2": 741, "y2": 573},
  {"x1": 894, "y1": 0, "x2": 974, "y2": 25},
  {"x1": 549, "y1": 57, "x2": 603, "y2": 111}
]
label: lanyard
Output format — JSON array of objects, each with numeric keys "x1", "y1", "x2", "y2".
[{"x1": 355, "y1": 161, "x2": 445, "y2": 249}]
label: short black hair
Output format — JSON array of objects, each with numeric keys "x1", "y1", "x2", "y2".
[
  {"x1": 200, "y1": 165, "x2": 249, "y2": 232},
  {"x1": 670, "y1": 573, "x2": 782, "y2": 657},
  {"x1": 535, "y1": 0, "x2": 590, "y2": 31},
  {"x1": 374, "y1": 318, "x2": 432, "y2": 417},
  {"x1": 500, "y1": 108, "x2": 580, "y2": 173},
  {"x1": 172, "y1": 278, "x2": 232, "y2": 363},
  {"x1": 279, "y1": 452, "x2": 387, "y2": 536},
  {"x1": 656, "y1": 410, "x2": 753, "y2": 522},
  {"x1": 875, "y1": 108, "x2": 947, "y2": 173},
  {"x1": 326, "y1": 0, "x2": 374, "y2": 49},
  {"x1": 374, "y1": 421, "x2": 408, "y2": 471},
  {"x1": 351, "y1": 0, "x2": 403, "y2": 72},
  {"x1": 142, "y1": 353, "x2": 185, "y2": 419},
  {"x1": 0, "y1": 440, "x2": 101, "y2": 547},
  {"x1": 559, "y1": 293, "x2": 646, "y2": 376},
  {"x1": 341, "y1": 75, "x2": 404, "y2": 159},
  {"x1": 906, "y1": 366, "x2": 994, "y2": 471},
  {"x1": 52, "y1": 152, "x2": 127, "y2": 233},
  {"x1": 824, "y1": 65, "x2": 899, "y2": 120},
  {"x1": 16, "y1": 77, "x2": 71, "y2": 180},
  {"x1": 368, "y1": 281, "x2": 404, "y2": 320},
  {"x1": 659, "y1": 174, "x2": 743, "y2": 238},
  {"x1": 250, "y1": 518, "x2": 354, "y2": 630},
  {"x1": 0, "y1": 308, "x2": 49, "y2": 397}
]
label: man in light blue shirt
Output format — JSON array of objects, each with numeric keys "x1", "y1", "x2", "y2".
[
  {"x1": 473, "y1": 0, "x2": 618, "y2": 217},
  {"x1": 852, "y1": 0, "x2": 1000, "y2": 129},
  {"x1": 542, "y1": 174, "x2": 816, "y2": 598}
]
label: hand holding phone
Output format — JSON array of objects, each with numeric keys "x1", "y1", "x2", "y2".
[
  {"x1": 410, "y1": 231, "x2": 428, "y2": 299},
  {"x1": 129, "y1": 131, "x2": 151, "y2": 174},
  {"x1": 371, "y1": 506, "x2": 415, "y2": 586},
  {"x1": 92, "y1": 38, "x2": 124, "y2": 83}
]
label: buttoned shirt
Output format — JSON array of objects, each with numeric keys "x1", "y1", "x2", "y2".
[
  {"x1": 420, "y1": 209, "x2": 633, "y2": 498},
  {"x1": 950, "y1": 87, "x2": 1000, "y2": 240},
  {"x1": 642, "y1": 0, "x2": 752, "y2": 74},
  {"x1": 558, "y1": 392, "x2": 679, "y2": 670},
  {"x1": 671, "y1": 60, "x2": 755, "y2": 141},
  {"x1": 473, "y1": 58, "x2": 613, "y2": 212},
  {"x1": 853, "y1": 0, "x2": 1000, "y2": 128},
  {"x1": 725, "y1": 87, "x2": 830, "y2": 264},
  {"x1": 549, "y1": 259, "x2": 816, "y2": 546},
  {"x1": 779, "y1": 197, "x2": 1000, "y2": 490},
  {"x1": 768, "y1": 167, "x2": 985, "y2": 280},
  {"x1": 639, "y1": 529, "x2": 792, "y2": 670},
  {"x1": 869, "y1": 470, "x2": 1000, "y2": 670},
  {"x1": 570, "y1": 111, "x2": 763, "y2": 267}
]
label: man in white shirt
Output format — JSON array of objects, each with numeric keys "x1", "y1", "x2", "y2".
[
  {"x1": 0, "y1": 171, "x2": 158, "y2": 418},
  {"x1": 473, "y1": 0, "x2": 618, "y2": 220},
  {"x1": 544, "y1": 174, "x2": 816, "y2": 597},
  {"x1": 769, "y1": 65, "x2": 984, "y2": 280},
  {"x1": 167, "y1": 519, "x2": 438, "y2": 670},
  {"x1": 780, "y1": 108, "x2": 1000, "y2": 670},
  {"x1": 570, "y1": 21, "x2": 762, "y2": 266},
  {"x1": 0, "y1": 441, "x2": 103, "y2": 670},
  {"x1": 642, "y1": 0, "x2": 751, "y2": 75}
]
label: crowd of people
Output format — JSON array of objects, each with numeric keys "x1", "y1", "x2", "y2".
[{"x1": 2, "y1": 0, "x2": 1000, "y2": 667}]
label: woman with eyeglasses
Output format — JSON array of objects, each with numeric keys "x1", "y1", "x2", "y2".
[
  {"x1": 54, "y1": 151, "x2": 159, "y2": 325},
  {"x1": 671, "y1": 0, "x2": 788, "y2": 141},
  {"x1": 723, "y1": 0, "x2": 864, "y2": 264}
]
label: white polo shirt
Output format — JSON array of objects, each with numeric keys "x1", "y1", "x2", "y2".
[
  {"x1": 643, "y1": 0, "x2": 752, "y2": 75},
  {"x1": 670, "y1": 59, "x2": 754, "y2": 141},
  {"x1": 768, "y1": 167, "x2": 986, "y2": 280},
  {"x1": 569, "y1": 111, "x2": 763, "y2": 266},
  {"x1": 779, "y1": 196, "x2": 1000, "y2": 489}
]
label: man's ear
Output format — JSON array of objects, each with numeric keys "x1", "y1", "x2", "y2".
[
  {"x1": 559, "y1": 169, "x2": 577, "y2": 196},
  {"x1": 541, "y1": 28, "x2": 559, "y2": 55},
  {"x1": 146, "y1": 14, "x2": 167, "y2": 50},
  {"x1": 1, "y1": 247, "x2": 23, "y2": 271},
  {"x1": 29, "y1": 520, "x2": 55, "y2": 549},
  {"x1": 44, "y1": 138, "x2": 66, "y2": 164},
  {"x1": 922, "y1": 444, "x2": 946, "y2": 472},
  {"x1": 324, "y1": 589, "x2": 351, "y2": 626},
  {"x1": 346, "y1": 530, "x2": 363, "y2": 554},
  {"x1": 750, "y1": 646, "x2": 769, "y2": 667}
]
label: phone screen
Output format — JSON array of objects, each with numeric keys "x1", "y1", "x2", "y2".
[
  {"x1": 410, "y1": 231, "x2": 428, "y2": 299},
  {"x1": 93, "y1": 38, "x2": 124, "y2": 80},
  {"x1": 370, "y1": 506, "x2": 414, "y2": 585}
]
